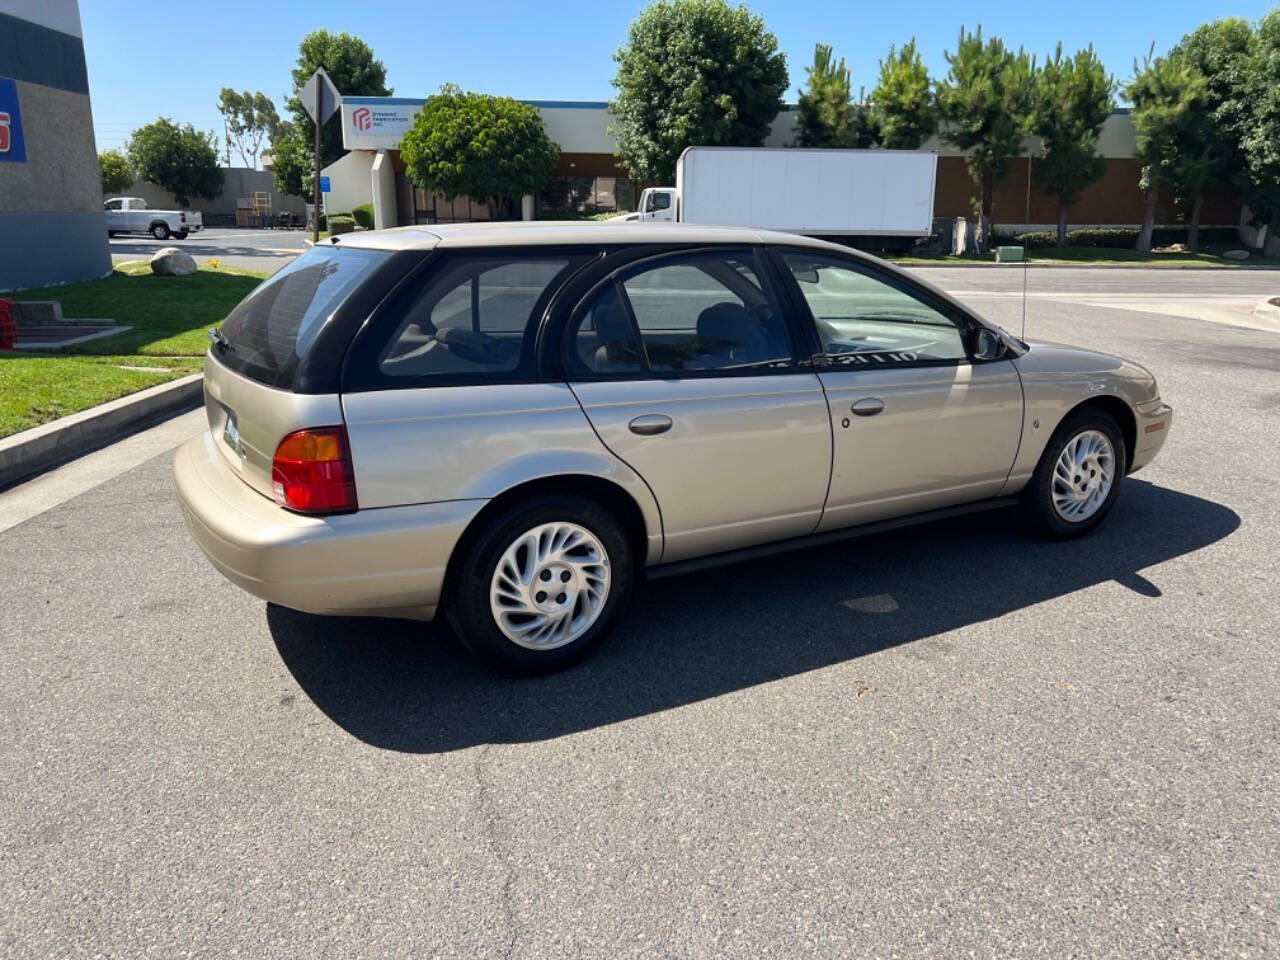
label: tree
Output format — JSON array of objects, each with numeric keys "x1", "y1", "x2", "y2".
[
  {"x1": 869, "y1": 40, "x2": 938, "y2": 150},
  {"x1": 273, "y1": 29, "x2": 391, "y2": 198},
  {"x1": 126, "y1": 118, "x2": 223, "y2": 208},
  {"x1": 1031, "y1": 44, "x2": 1114, "y2": 246},
  {"x1": 937, "y1": 27, "x2": 1036, "y2": 250},
  {"x1": 610, "y1": 0, "x2": 788, "y2": 183},
  {"x1": 1241, "y1": 10, "x2": 1280, "y2": 233},
  {"x1": 796, "y1": 44, "x2": 855, "y2": 147},
  {"x1": 400, "y1": 85, "x2": 559, "y2": 220},
  {"x1": 1175, "y1": 18, "x2": 1253, "y2": 248},
  {"x1": 217, "y1": 89, "x2": 280, "y2": 169},
  {"x1": 1124, "y1": 48, "x2": 1208, "y2": 253},
  {"x1": 268, "y1": 121, "x2": 311, "y2": 199},
  {"x1": 99, "y1": 149, "x2": 134, "y2": 195}
]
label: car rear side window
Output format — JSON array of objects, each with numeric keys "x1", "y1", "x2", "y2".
[
  {"x1": 375, "y1": 255, "x2": 570, "y2": 380},
  {"x1": 569, "y1": 251, "x2": 793, "y2": 376},
  {"x1": 217, "y1": 245, "x2": 391, "y2": 389}
]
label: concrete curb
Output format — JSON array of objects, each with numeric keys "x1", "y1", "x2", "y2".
[
  {"x1": 0, "y1": 373, "x2": 203, "y2": 490},
  {"x1": 1254, "y1": 298, "x2": 1280, "y2": 323}
]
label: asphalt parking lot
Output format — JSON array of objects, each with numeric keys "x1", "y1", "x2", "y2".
[
  {"x1": 2, "y1": 267, "x2": 1278, "y2": 957},
  {"x1": 109, "y1": 226, "x2": 309, "y2": 273}
]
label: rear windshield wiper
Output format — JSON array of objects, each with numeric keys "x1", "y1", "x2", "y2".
[{"x1": 207, "y1": 327, "x2": 230, "y2": 352}]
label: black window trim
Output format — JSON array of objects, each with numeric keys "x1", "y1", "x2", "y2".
[
  {"x1": 340, "y1": 245, "x2": 598, "y2": 393},
  {"x1": 557, "y1": 244, "x2": 815, "y2": 384},
  {"x1": 765, "y1": 244, "x2": 995, "y2": 370}
]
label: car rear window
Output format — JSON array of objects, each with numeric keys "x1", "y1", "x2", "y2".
[{"x1": 216, "y1": 246, "x2": 391, "y2": 389}]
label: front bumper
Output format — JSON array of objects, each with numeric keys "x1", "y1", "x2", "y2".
[
  {"x1": 1129, "y1": 399, "x2": 1173, "y2": 472},
  {"x1": 172, "y1": 433, "x2": 484, "y2": 620}
]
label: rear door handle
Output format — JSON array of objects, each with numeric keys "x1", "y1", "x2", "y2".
[
  {"x1": 628, "y1": 414, "x2": 673, "y2": 436},
  {"x1": 851, "y1": 398, "x2": 885, "y2": 417}
]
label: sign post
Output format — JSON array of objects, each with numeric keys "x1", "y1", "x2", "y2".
[{"x1": 299, "y1": 68, "x2": 341, "y2": 243}]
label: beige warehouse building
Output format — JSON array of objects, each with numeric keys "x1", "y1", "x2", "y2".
[{"x1": 322, "y1": 97, "x2": 1242, "y2": 232}]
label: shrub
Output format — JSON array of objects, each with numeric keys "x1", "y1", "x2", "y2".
[
  {"x1": 327, "y1": 214, "x2": 356, "y2": 235},
  {"x1": 352, "y1": 203, "x2": 375, "y2": 229}
]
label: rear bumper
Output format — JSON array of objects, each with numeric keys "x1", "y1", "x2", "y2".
[
  {"x1": 172, "y1": 433, "x2": 484, "y2": 620},
  {"x1": 1129, "y1": 399, "x2": 1173, "y2": 473}
]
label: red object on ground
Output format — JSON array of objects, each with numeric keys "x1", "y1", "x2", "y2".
[{"x1": 0, "y1": 298, "x2": 15, "y2": 350}]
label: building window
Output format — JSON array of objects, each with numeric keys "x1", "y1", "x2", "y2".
[{"x1": 539, "y1": 176, "x2": 638, "y2": 215}]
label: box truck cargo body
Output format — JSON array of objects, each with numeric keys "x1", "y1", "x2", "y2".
[{"x1": 634, "y1": 147, "x2": 938, "y2": 241}]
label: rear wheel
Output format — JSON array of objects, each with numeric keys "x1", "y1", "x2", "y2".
[
  {"x1": 150, "y1": 222, "x2": 170, "y2": 240},
  {"x1": 175, "y1": 230, "x2": 189, "y2": 240},
  {"x1": 445, "y1": 495, "x2": 633, "y2": 673},
  {"x1": 1023, "y1": 407, "x2": 1126, "y2": 538}
]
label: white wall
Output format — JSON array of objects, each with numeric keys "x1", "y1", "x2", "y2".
[
  {"x1": 0, "y1": 0, "x2": 82, "y2": 36},
  {"x1": 321, "y1": 149, "x2": 375, "y2": 214}
]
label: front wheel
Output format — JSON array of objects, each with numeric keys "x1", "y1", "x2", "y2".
[
  {"x1": 445, "y1": 495, "x2": 633, "y2": 673},
  {"x1": 150, "y1": 223, "x2": 170, "y2": 240},
  {"x1": 1023, "y1": 407, "x2": 1126, "y2": 538}
]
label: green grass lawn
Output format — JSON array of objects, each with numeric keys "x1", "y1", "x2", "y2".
[{"x1": 1, "y1": 260, "x2": 267, "y2": 438}]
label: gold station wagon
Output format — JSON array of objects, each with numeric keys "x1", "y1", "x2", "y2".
[{"x1": 174, "y1": 222, "x2": 1172, "y2": 671}]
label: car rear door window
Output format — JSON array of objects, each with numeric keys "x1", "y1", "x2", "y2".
[
  {"x1": 570, "y1": 251, "x2": 793, "y2": 376},
  {"x1": 378, "y1": 257, "x2": 569, "y2": 378},
  {"x1": 217, "y1": 245, "x2": 392, "y2": 389}
]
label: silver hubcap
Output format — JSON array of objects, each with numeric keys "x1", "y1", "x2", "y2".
[
  {"x1": 490, "y1": 521, "x2": 610, "y2": 650},
  {"x1": 1052, "y1": 429, "x2": 1115, "y2": 522}
]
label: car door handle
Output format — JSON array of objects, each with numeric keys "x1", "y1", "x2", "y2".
[
  {"x1": 628, "y1": 414, "x2": 673, "y2": 436},
  {"x1": 851, "y1": 398, "x2": 885, "y2": 417}
]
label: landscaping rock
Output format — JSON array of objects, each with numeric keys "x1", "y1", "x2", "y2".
[
  {"x1": 1222, "y1": 249, "x2": 1251, "y2": 261},
  {"x1": 150, "y1": 247, "x2": 197, "y2": 276}
]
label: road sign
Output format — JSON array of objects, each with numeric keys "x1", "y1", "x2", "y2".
[
  {"x1": 299, "y1": 68, "x2": 341, "y2": 127},
  {"x1": 319, "y1": 176, "x2": 331, "y2": 193}
]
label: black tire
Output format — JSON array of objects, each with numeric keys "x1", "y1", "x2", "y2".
[
  {"x1": 175, "y1": 230, "x2": 189, "y2": 240},
  {"x1": 1023, "y1": 406, "x2": 1127, "y2": 539},
  {"x1": 444, "y1": 494, "x2": 633, "y2": 673},
  {"x1": 150, "y1": 223, "x2": 170, "y2": 240}
]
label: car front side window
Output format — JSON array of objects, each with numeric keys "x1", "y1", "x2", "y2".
[{"x1": 781, "y1": 253, "x2": 969, "y2": 365}]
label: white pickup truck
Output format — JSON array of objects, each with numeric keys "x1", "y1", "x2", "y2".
[{"x1": 104, "y1": 197, "x2": 203, "y2": 240}]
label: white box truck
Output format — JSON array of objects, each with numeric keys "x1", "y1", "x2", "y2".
[{"x1": 631, "y1": 146, "x2": 937, "y2": 246}]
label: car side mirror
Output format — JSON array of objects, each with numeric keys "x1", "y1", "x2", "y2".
[{"x1": 973, "y1": 328, "x2": 1006, "y2": 361}]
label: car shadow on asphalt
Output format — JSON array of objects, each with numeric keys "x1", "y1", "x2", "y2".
[{"x1": 267, "y1": 479, "x2": 1239, "y2": 754}]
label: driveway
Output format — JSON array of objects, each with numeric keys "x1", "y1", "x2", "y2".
[{"x1": 1, "y1": 267, "x2": 1276, "y2": 957}]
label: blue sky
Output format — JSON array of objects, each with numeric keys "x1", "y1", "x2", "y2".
[{"x1": 85, "y1": 0, "x2": 1276, "y2": 154}]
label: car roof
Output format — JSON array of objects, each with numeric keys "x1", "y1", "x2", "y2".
[
  {"x1": 325, "y1": 220, "x2": 966, "y2": 314},
  {"x1": 327, "y1": 220, "x2": 847, "y2": 252}
]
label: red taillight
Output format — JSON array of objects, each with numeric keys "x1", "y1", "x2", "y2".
[
  {"x1": 271, "y1": 427, "x2": 358, "y2": 514},
  {"x1": 180, "y1": 212, "x2": 187, "y2": 223}
]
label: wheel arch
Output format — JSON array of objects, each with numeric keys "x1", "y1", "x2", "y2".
[
  {"x1": 1064, "y1": 395, "x2": 1137, "y2": 472},
  {"x1": 441, "y1": 473, "x2": 656, "y2": 607}
]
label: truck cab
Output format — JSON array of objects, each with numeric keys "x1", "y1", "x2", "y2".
[{"x1": 636, "y1": 187, "x2": 678, "y2": 222}]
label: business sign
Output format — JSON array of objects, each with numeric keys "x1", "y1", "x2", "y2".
[
  {"x1": 319, "y1": 175, "x2": 331, "y2": 193},
  {"x1": 341, "y1": 98, "x2": 426, "y2": 150},
  {"x1": 0, "y1": 76, "x2": 27, "y2": 163}
]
